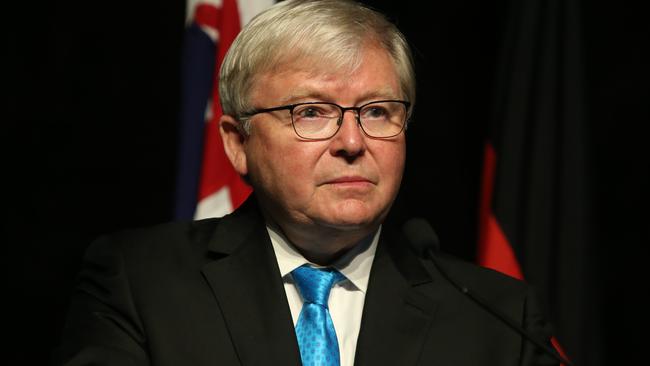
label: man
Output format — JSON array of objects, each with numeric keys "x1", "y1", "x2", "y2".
[{"x1": 55, "y1": 1, "x2": 558, "y2": 365}]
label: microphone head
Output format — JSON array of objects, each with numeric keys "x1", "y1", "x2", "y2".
[{"x1": 402, "y1": 217, "x2": 441, "y2": 256}]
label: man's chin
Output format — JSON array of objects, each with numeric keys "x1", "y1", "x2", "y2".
[{"x1": 316, "y1": 206, "x2": 384, "y2": 232}]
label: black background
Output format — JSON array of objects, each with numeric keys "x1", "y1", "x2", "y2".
[{"x1": 5, "y1": 0, "x2": 648, "y2": 364}]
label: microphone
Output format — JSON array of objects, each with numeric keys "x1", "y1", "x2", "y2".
[{"x1": 402, "y1": 218, "x2": 573, "y2": 366}]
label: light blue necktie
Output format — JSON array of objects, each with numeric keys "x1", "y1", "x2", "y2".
[{"x1": 292, "y1": 264, "x2": 346, "y2": 366}]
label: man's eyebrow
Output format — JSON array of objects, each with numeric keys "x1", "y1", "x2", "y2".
[
  {"x1": 356, "y1": 88, "x2": 402, "y2": 101},
  {"x1": 278, "y1": 90, "x2": 330, "y2": 105},
  {"x1": 278, "y1": 88, "x2": 401, "y2": 105}
]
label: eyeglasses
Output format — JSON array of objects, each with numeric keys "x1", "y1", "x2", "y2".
[{"x1": 240, "y1": 100, "x2": 410, "y2": 140}]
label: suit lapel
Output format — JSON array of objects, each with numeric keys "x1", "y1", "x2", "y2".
[
  {"x1": 354, "y1": 228, "x2": 437, "y2": 366},
  {"x1": 201, "y1": 199, "x2": 301, "y2": 366}
]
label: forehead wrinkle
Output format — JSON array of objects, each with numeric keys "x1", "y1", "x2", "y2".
[{"x1": 252, "y1": 48, "x2": 402, "y2": 107}]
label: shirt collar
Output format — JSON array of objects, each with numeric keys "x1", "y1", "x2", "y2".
[{"x1": 267, "y1": 224, "x2": 380, "y2": 293}]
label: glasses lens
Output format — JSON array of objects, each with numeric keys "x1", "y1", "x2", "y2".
[
  {"x1": 292, "y1": 103, "x2": 340, "y2": 139},
  {"x1": 359, "y1": 101, "x2": 407, "y2": 138}
]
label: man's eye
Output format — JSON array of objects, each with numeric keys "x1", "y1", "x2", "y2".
[
  {"x1": 363, "y1": 107, "x2": 389, "y2": 119},
  {"x1": 300, "y1": 107, "x2": 321, "y2": 118},
  {"x1": 294, "y1": 105, "x2": 336, "y2": 119}
]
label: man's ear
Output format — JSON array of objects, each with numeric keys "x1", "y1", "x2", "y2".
[{"x1": 219, "y1": 115, "x2": 248, "y2": 176}]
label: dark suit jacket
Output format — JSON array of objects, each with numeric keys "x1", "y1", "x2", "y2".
[{"x1": 54, "y1": 198, "x2": 557, "y2": 365}]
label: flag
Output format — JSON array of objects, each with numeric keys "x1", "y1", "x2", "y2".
[
  {"x1": 477, "y1": 0, "x2": 595, "y2": 364},
  {"x1": 175, "y1": 0, "x2": 274, "y2": 220}
]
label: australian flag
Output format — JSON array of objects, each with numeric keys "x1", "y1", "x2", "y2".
[{"x1": 175, "y1": 0, "x2": 274, "y2": 220}]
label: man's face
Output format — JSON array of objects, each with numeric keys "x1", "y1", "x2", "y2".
[{"x1": 236, "y1": 46, "x2": 406, "y2": 234}]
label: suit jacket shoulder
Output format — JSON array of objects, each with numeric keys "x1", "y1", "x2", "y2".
[
  {"x1": 353, "y1": 224, "x2": 557, "y2": 366},
  {"x1": 53, "y1": 198, "x2": 302, "y2": 366}
]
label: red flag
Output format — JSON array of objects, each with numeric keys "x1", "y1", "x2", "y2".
[
  {"x1": 477, "y1": 143, "x2": 523, "y2": 280},
  {"x1": 476, "y1": 0, "x2": 588, "y2": 364}
]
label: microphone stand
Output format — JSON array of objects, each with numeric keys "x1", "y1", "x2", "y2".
[{"x1": 403, "y1": 218, "x2": 573, "y2": 366}]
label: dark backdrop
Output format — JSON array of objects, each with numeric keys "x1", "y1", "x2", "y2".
[{"x1": 5, "y1": 0, "x2": 648, "y2": 364}]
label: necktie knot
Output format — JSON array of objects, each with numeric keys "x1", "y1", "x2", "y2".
[{"x1": 292, "y1": 265, "x2": 345, "y2": 307}]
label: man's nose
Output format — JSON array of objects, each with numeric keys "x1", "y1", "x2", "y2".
[{"x1": 329, "y1": 110, "x2": 366, "y2": 159}]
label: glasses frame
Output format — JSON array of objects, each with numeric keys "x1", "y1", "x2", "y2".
[{"x1": 240, "y1": 99, "x2": 411, "y2": 140}]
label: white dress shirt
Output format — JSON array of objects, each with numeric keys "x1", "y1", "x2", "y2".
[{"x1": 267, "y1": 225, "x2": 380, "y2": 366}]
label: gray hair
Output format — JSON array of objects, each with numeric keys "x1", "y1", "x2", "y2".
[{"x1": 219, "y1": 0, "x2": 416, "y2": 133}]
